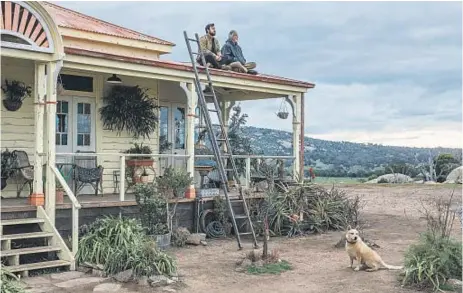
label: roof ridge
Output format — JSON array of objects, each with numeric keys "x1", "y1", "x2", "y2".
[{"x1": 42, "y1": 1, "x2": 175, "y2": 46}]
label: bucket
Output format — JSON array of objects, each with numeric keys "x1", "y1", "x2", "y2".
[{"x1": 151, "y1": 232, "x2": 171, "y2": 250}]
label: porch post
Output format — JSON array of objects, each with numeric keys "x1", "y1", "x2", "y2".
[
  {"x1": 292, "y1": 93, "x2": 302, "y2": 181},
  {"x1": 30, "y1": 63, "x2": 47, "y2": 206},
  {"x1": 45, "y1": 60, "x2": 62, "y2": 224},
  {"x1": 181, "y1": 81, "x2": 198, "y2": 199}
]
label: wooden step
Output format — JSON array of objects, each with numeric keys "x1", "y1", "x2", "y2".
[
  {"x1": 5, "y1": 260, "x2": 71, "y2": 273},
  {"x1": 1, "y1": 218, "x2": 44, "y2": 226},
  {"x1": 2, "y1": 246, "x2": 61, "y2": 257},
  {"x1": 1, "y1": 232, "x2": 54, "y2": 241}
]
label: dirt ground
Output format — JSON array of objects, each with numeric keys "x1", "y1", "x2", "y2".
[
  {"x1": 169, "y1": 184, "x2": 462, "y2": 293},
  {"x1": 23, "y1": 184, "x2": 462, "y2": 293}
]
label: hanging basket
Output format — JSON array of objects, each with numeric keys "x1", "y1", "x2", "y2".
[
  {"x1": 276, "y1": 98, "x2": 289, "y2": 120},
  {"x1": 276, "y1": 111, "x2": 289, "y2": 119},
  {"x1": 3, "y1": 99, "x2": 23, "y2": 111}
]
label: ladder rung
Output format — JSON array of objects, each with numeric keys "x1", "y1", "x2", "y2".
[
  {"x1": 239, "y1": 232, "x2": 253, "y2": 236},
  {"x1": 216, "y1": 138, "x2": 227, "y2": 141},
  {"x1": 208, "y1": 109, "x2": 218, "y2": 112},
  {"x1": 187, "y1": 38, "x2": 198, "y2": 42}
]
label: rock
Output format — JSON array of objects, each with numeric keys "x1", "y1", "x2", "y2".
[
  {"x1": 162, "y1": 288, "x2": 177, "y2": 292},
  {"x1": 24, "y1": 285, "x2": 56, "y2": 293},
  {"x1": 50, "y1": 271, "x2": 85, "y2": 281},
  {"x1": 149, "y1": 275, "x2": 170, "y2": 287},
  {"x1": 114, "y1": 269, "x2": 133, "y2": 283},
  {"x1": 447, "y1": 279, "x2": 463, "y2": 290},
  {"x1": 137, "y1": 276, "x2": 149, "y2": 286},
  {"x1": 92, "y1": 269, "x2": 107, "y2": 278},
  {"x1": 241, "y1": 258, "x2": 252, "y2": 267},
  {"x1": 77, "y1": 266, "x2": 92, "y2": 273},
  {"x1": 186, "y1": 233, "x2": 206, "y2": 245},
  {"x1": 54, "y1": 277, "x2": 105, "y2": 288},
  {"x1": 93, "y1": 283, "x2": 122, "y2": 292},
  {"x1": 22, "y1": 276, "x2": 50, "y2": 287},
  {"x1": 200, "y1": 240, "x2": 207, "y2": 246}
]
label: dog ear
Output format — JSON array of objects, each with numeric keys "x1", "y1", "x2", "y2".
[{"x1": 347, "y1": 225, "x2": 352, "y2": 231}]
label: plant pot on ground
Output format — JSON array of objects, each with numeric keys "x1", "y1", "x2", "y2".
[
  {"x1": 56, "y1": 181, "x2": 64, "y2": 204},
  {"x1": 1, "y1": 79, "x2": 32, "y2": 111},
  {"x1": 134, "y1": 183, "x2": 173, "y2": 250}
]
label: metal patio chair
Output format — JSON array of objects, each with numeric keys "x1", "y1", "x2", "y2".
[
  {"x1": 11, "y1": 150, "x2": 34, "y2": 198},
  {"x1": 73, "y1": 151, "x2": 104, "y2": 196}
]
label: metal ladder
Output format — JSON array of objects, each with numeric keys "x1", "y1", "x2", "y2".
[{"x1": 183, "y1": 31, "x2": 258, "y2": 250}]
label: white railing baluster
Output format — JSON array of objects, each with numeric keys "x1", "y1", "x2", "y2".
[{"x1": 119, "y1": 154, "x2": 125, "y2": 202}]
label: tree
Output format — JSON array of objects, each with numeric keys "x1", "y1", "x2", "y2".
[{"x1": 434, "y1": 154, "x2": 460, "y2": 182}]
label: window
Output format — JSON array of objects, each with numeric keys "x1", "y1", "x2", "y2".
[
  {"x1": 77, "y1": 103, "x2": 91, "y2": 146},
  {"x1": 60, "y1": 74, "x2": 93, "y2": 92},
  {"x1": 56, "y1": 101, "x2": 69, "y2": 146}
]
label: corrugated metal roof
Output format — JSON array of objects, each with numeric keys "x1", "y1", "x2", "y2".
[
  {"x1": 64, "y1": 47, "x2": 316, "y2": 89},
  {"x1": 43, "y1": 2, "x2": 175, "y2": 46}
]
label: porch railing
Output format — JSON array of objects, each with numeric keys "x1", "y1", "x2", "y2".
[
  {"x1": 51, "y1": 165, "x2": 81, "y2": 256},
  {"x1": 50, "y1": 152, "x2": 295, "y2": 203}
]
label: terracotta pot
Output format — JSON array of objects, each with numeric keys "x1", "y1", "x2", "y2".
[
  {"x1": 126, "y1": 159, "x2": 154, "y2": 167},
  {"x1": 140, "y1": 175, "x2": 149, "y2": 183},
  {"x1": 56, "y1": 189, "x2": 64, "y2": 204}
]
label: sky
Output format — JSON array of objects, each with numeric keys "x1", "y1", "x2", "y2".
[{"x1": 54, "y1": 1, "x2": 462, "y2": 148}]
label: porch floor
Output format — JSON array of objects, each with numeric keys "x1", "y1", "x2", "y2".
[{"x1": 1, "y1": 190, "x2": 264, "y2": 212}]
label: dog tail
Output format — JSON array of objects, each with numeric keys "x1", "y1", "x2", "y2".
[{"x1": 381, "y1": 261, "x2": 403, "y2": 270}]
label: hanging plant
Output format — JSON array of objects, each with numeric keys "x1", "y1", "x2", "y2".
[
  {"x1": 276, "y1": 97, "x2": 289, "y2": 119},
  {"x1": 1, "y1": 79, "x2": 32, "y2": 111},
  {"x1": 99, "y1": 85, "x2": 159, "y2": 139}
]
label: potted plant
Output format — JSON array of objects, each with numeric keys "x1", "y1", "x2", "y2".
[
  {"x1": 134, "y1": 183, "x2": 172, "y2": 250},
  {"x1": 99, "y1": 85, "x2": 159, "y2": 139},
  {"x1": 156, "y1": 166, "x2": 193, "y2": 199},
  {"x1": 56, "y1": 180, "x2": 64, "y2": 204},
  {"x1": 123, "y1": 143, "x2": 154, "y2": 167},
  {"x1": 140, "y1": 168, "x2": 149, "y2": 183},
  {"x1": 1, "y1": 79, "x2": 32, "y2": 111},
  {"x1": 1, "y1": 149, "x2": 16, "y2": 190}
]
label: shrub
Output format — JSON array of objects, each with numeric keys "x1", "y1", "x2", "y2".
[
  {"x1": 1, "y1": 268, "x2": 25, "y2": 293},
  {"x1": 76, "y1": 216, "x2": 177, "y2": 277},
  {"x1": 134, "y1": 183, "x2": 169, "y2": 235},
  {"x1": 377, "y1": 177, "x2": 389, "y2": 184},
  {"x1": 401, "y1": 190, "x2": 462, "y2": 291},
  {"x1": 250, "y1": 183, "x2": 365, "y2": 236},
  {"x1": 402, "y1": 232, "x2": 462, "y2": 291}
]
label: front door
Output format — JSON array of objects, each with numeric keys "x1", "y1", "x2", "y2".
[
  {"x1": 159, "y1": 102, "x2": 186, "y2": 174},
  {"x1": 56, "y1": 97, "x2": 96, "y2": 194}
]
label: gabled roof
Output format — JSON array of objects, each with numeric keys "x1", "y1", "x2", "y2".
[{"x1": 43, "y1": 2, "x2": 175, "y2": 46}]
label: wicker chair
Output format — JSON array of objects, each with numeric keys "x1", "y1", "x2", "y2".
[
  {"x1": 11, "y1": 150, "x2": 34, "y2": 198},
  {"x1": 73, "y1": 151, "x2": 104, "y2": 196}
]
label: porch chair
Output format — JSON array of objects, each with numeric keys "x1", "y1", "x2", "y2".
[
  {"x1": 73, "y1": 151, "x2": 104, "y2": 196},
  {"x1": 11, "y1": 150, "x2": 34, "y2": 198}
]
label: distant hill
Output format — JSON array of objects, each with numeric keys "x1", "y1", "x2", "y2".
[{"x1": 241, "y1": 126, "x2": 462, "y2": 177}]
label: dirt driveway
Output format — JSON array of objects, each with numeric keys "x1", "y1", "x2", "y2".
[{"x1": 171, "y1": 184, "x2": 462, "y2": 293}]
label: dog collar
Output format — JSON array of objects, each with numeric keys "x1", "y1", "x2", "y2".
[{"x1": 346, "y1": 239, "x2": 356, "y2": 244}]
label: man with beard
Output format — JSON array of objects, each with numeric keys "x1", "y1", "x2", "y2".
[{"x1": 197, "y1": 23, "x2": 231, "y2": 70}]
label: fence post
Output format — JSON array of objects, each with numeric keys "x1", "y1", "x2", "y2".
[
  {"x1": 245, "y1": 157, "x2": 251, "y2": 188},
  {"x1": 119, "y1": 155, "x2": 125, "y2": 202}
]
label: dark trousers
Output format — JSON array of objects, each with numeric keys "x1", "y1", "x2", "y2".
[{"x1": 198, "y1": 54, "x2": 221, "y2": 69}]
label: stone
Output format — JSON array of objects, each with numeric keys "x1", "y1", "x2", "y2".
[
  {"x1": 25, "y1": 285, "x2": 56, "y2": 293},
  {"x1": 200, "y1": 240, "x2": 208, "y2": 246},
  {"x1": 186, "y1": 233, "x2": 206, "y2": 245},
  {"x1": 447, "y1": 279, "x2": 463, "y2": 290},
  {"x1": 93, "y1": 283, "x2": 122, "y2": 292},
  {"x1": 137, "y1": 276, "x2": 149, "y2": 286},
  {"x1": 149, "y1": 275, "x2": 170, "y2": 287},
  {"x1": 54, "y1": 277, "x2": 105, "y2": 288},
  {"x1": 50, "y1": 271, "x2": 85, "y2": 281},
  {"x1": 162, "y1": 288, "x2": 177, "y2": 292},
  {"x1": 92, "y1": 268, "x2": 107, "y2": 278},
  {"x1": 22, "y1": 276, "x2": 51, "y2": 287},
  {"x1": 77, "y1": 266, "x2": 92, "y2": 273},
  {"x1": 114, "y1": 269, "x2": 133, "y2": 283}
]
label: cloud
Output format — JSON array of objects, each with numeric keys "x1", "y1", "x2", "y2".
[{"x1": 52, "y1": 1, "x2": 462, "y2": 148}]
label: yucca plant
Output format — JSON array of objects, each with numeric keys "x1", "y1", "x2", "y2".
[{"x1": 1, "y1": 267, "x2": 25, "y2": 293}]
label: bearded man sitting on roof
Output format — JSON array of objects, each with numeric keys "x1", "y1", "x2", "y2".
[{"x1": 221, "y1": 30, "x2": 258, "y2": 75}]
